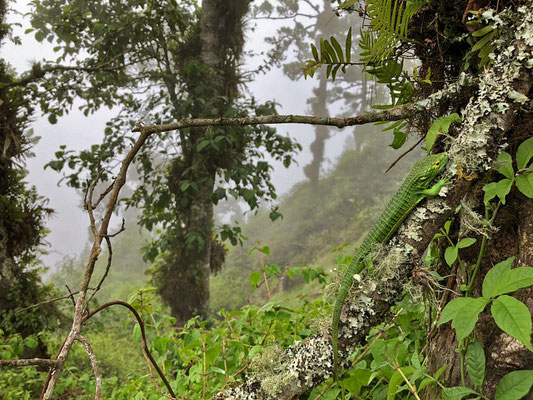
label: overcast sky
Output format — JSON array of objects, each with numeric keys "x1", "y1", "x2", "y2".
[{"x1": 3, "y1": 1, "x2": 351, "y2": 268}]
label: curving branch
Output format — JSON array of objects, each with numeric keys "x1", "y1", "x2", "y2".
[{"x1": 82, "y1": 301, "x2": 176, "y2": 399}]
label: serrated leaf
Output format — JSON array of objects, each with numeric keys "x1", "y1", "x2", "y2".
[
  {"x1": 516, "y1": 173, "x2": 533, "y2": 198},
  {"x1": 491, "y1": 295, "x2": 533, "y2": 351},
  {"x1": 457, "y1": 238, "x2": 476, "y2": 249},
  {"x1": 517, "y1": 137, "x2": 533, "y2": 169},
  {"x1": 445, "y1": 246, "x2": 458, "y2": 266},
  {"x1": 482, "y1": 257, "x2": 515, "y2": 298},
  {"x1": 494, "y1": 370, "x2": 533, "y2": 400},
  {"x1": 495, "y1": 152, "x2": 514, "y2": 179},
  {"x1": 466, "y1": 341, "x2": 485, "y2": 390},
  {"x1": 439, "y1": 297, "x2": 489, "y2": 342}
]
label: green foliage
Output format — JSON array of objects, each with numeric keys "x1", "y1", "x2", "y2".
[
  {"x1": 439, "y1": 255, "x2": 533, "y2": 350},
  {"x1": 494, "y1": 370, "x2": 533, "y2": 400},
  {"x1": 361, "y1": 0, "x2": 426, "y2": 65},
  {"x1": 303, "y1": 27, "x2": 353, "y2": 80},
  {"x1": 425, "y1": 113, "x2": 462, "y2": 154}
]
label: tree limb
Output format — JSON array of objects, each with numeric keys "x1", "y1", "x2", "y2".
[{"x1": 0, "y1": 359, "x2": 59, "y2": 368}]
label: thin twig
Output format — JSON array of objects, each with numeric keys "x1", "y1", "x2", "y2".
[
  {"x1": 0, "y1": 359, "x2": 59, "y2": 368},
  {"x1": 75, "y1": 335, "x2": 102, "y2": 400},
  {"x1": 15, "y1": 288, "x2": 96, "y2": 314},
  {"x1": 385, "y1": 136, "x2": 425, "y2": 173},
  {"x1": 41, "y1": 129, "x2": 152, "y2": 399},
  {"x1": 85, "y1": 236, "x2": 114, "y2": 307}
]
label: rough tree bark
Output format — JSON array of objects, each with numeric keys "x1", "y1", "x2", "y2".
[
  {"x1": 158, "y1": 0, "x2": 251, "y2": 324},
  {"x1": 214, "y1": 5, "x2": 533, "y2": 399}
]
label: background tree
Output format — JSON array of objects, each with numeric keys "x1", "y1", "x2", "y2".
[
  {"x1": 0, "y1": 0, "x2": 54, "y2": 357},
  {"x1": 24, "y1": 0, "x2": 300, "y2": 323}
]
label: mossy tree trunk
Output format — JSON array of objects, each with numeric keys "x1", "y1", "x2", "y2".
[{"x1": 158, "y1": 0, "x2": 250, "y2": 324}]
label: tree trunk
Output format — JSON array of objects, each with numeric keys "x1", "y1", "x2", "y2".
[
  {"x1": 425, "y1": 189, "x2": 533, "y2": 399},
  {"x1": 159, "y1": 0, "x2": 250, "y2": 324}
]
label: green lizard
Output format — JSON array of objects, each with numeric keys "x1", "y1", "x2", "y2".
[{"x1": 332, "y1": 152, "x2": 448, "y2": 380}]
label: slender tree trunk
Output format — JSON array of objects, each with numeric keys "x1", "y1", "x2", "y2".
[
  {"x1": 305, "y1": 69, "x2": 330, "y2": 194},
  {"x1": 159, "y1": 0, "x2": 250, "y2": 324}
]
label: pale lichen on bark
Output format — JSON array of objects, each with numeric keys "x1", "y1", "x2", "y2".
[{"x1": 215, "y1": 5, "x2": 533, "y2": 399}]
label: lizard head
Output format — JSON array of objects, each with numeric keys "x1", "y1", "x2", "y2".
[{"x1": 412, "y1": 152, "x2": 448, "y2": 185}]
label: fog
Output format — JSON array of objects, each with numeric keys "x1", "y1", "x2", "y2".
[{"x1": 3, "y1": 1, "x2": 351, "y2": 268}]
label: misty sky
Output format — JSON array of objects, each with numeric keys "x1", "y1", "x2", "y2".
[{"x1": 3, "y1": 1, "x2": 352, "y2": 268}]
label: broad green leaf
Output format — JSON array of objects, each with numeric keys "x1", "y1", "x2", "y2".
[
  {"x1": 342, "y1": 369, "x2": 372, "y2": 394},
  {"x1": 444, "y1": 220, "x2": 451, "y2": 234},
  {"x1": 260, "y1": 246, "x2": 270, "y2": 256},
  {"x1": 491, "y1": 295, "x2": 533, "y2": 351},
  {"x1": 248, "y1": 271, "x2": 262, "y2": 289},
  {"x1": 494, "y1": 370, "x2": 533, "y2": 400},
  {"x1": 483, "y1": 179, "x2": 513, "y2": 205},
  {"x1": 445, "y1": 246, "x2": 458, "y2": 266},
  {"x1": 442, "y1": 386, "x2": 478, "y2": 400},
  {"x1": 489, "y1": 267, "x2": 533, "y2": 297},
  {"x1": 466, "y1": 341, "x2": 485, "y2": 390},
  {"x1": 516, "y1": 136, "x2": 533, "y2": 169},
  {"x1": 495, "y1": 152, "x2": 514, "y2": 179},
  {"x1": 482, "y1": 257, "x2": 515, "y2": 298},
  {"x1": 495, "y1": 179, "x2": 513, "y2": 204},
  {"x1": 439, "y1": 297, "x2": 489, "y2": 342},
  {"x1": 516, "y1": 172, "x2": 533, "y2": 198},
  {"x1": 457, "y1": 238, "x2": 476, "y2": 249},
  {"x1": 388, "y1": 366, "x2": 414, "y2": 400},
  {"x1": 425, "y1": 113, "x2": 461, "y2": 153}
]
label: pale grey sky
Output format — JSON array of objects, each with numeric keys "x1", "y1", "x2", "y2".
[{"x1": 3, "y1": 1, "x2": 350, "y2": 268}]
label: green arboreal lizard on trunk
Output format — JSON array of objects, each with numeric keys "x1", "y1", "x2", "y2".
[{"x1": 332, "y1": 152, "x2": 448, "y2": 380}]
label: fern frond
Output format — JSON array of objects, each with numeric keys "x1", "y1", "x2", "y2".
[{"x1": 361, "y1": 0, "x2": 426, "y2": 65}]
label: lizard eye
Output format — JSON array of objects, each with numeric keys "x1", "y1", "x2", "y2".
[{"x1": 434, "y1": 160, "x2": 441, "y2": 167}]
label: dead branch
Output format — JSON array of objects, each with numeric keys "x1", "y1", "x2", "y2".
[
  {"x1": 75, "y1": 335, "x2": 102, "y2": 400},
  {"x1": 41, "y1": 129, "x2": 152, "y2": 399},
  {"x1": 132, "y1": 104, "x2": 420, "y2": 134},
  {"x1": 82, "y1": 300, "x2": 176, "y2": 399},
  {"x1": 0, "y1": 359, "x2": 59, "y2": 368},
  {"x1": 15, "y1": 288, "x2": 96, "y2": 314}
]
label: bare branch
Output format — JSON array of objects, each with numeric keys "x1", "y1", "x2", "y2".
[
  {"x1": 132, "y1": 103, "x2": 421, "y2": 134},
  {"x1": 41, "y1": 129, "x2": 152, "y2": 399},
  {"x1": 75, "y1": 335, "x2": 102, "y2": 400},
  {"x1": 0, "y1": 359, "x2": 59, "y2": 368},
  {"x1": 15, "y1": 288, "x2": 96, "y2": 314},
  {"x1": 82, "y1": 301, "x2": 176, "y2": 399}
]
